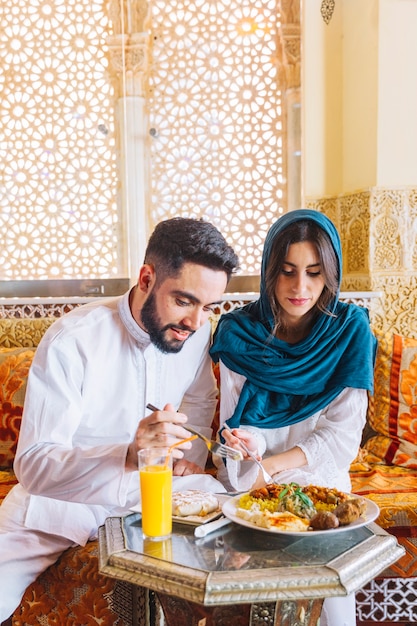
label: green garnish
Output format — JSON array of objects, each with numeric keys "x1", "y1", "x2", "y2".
[
  {"x1": 278, "y1": 482, "x2": 301, "y2": 500},
  {"x1": 277, "y1": 483, "x2": 314, "y2": 509},
  {"x1": 295, "y1": 487, "x2": 314, "y2": 508},
  {"x1": 278, "y1": 484, "x2": 290, "y2": 499}
]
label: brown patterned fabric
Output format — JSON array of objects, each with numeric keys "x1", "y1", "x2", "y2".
[
  {"x1": 349, "y1": 329, "x2": 417, "y2": 581},
  {"x1": 13, "y1": 542, "x2": 132, "y2": 626},
  {"x1": 1, "y1": 318, "x2": 417, "y2": 624},
  {"x1": 0, "y1": 348, "x2": 35, "y2": 469},
  {"x1": 351, "y1": 463, "x2": 417, "y2": 577}
]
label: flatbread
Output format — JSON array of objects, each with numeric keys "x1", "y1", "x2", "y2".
[
  {"x1": 172, "y1": 490, "x2": 219, "y2": 518},
  {"x1": 236, "y1": 505, "x2": 310, "y2": 532}
]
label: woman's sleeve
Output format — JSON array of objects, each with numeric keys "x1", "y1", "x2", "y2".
[
  {"x1": 218, "y1": 360, "x2": 246, "y2": 422},
  {"x1": 217, "y1": 361, "x2": 265, "y2": 491},
  {"x1": 279, "y1": 387, "x2": 368, "y2": 491}
]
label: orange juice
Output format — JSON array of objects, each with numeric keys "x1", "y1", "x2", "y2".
[
  {"x1": 143, "y1": 537, "x2": 173, "y2": 561},
  {"x1": 139, "y1": 460, "x2": 172, "y2": 539}
]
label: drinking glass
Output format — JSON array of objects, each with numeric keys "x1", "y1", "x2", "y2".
[
  {"x1": 143, "y1": 537, "x2": 173, "y2": 561},
  {"x1": 138, "y1": 448, "x2": 172, "y2": 540}
]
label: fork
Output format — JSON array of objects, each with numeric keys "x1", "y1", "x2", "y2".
[
  {"x1": 146, "y1": 404, "x2": 243, "y2": 461},
  {"x1": 222, "y1": 423, "x2": 274, "y2": 483}
]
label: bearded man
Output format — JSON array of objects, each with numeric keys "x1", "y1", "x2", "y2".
[{"x1": 0, "y1": 217, "x2": 239, "y2": 622}]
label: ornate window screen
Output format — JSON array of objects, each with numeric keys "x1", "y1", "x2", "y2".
[
  {"x1": 0, "y1": 0, "x2": 122, "y2": 282},
  {"x1": 0, "y1": 0, "x2": 300, "y2": 289},
  {"x1": 148, "y1": 0, "x2": 288, "y2": 275}
]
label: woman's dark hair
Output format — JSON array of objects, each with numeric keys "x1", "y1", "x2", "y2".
[
  {"x1": 265, "y1": 219, "x2": 339, "y2": 330},
  {"x1": 144, "y1": 217, "x2": 239, "y2": 283}
]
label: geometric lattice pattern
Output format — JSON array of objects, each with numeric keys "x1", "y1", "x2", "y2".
[
  {"x1": 148, "y1": 0, "x2": 286, "y2": 274},
  {"x1": 0, "y1": 0, "x2": 120, "y2": 280},
  {"x1": 0, "y1": 0, "x2": 296, "y2": 282},
  {"x1": 391, "y1": 540, "x2": 417, "y2": 578},
  {"x1": 356, "y1": 577, "x2": 417, "y2": 622},
  {"x1": 0, "y1": 291, "x2": 370, "y2": 320}
]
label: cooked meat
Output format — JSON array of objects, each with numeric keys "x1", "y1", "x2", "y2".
[
  {"x1": 249, "y1": 483, "x2": 285, "y2": 500},
  {"x1": 353, "y1": 497, "x2": 367, "y2": 516},
  {"x1": 334, "y1": 498, "x2": 365, "y2": 525},
  {"x1": 303, "y1": 484, "x2": 349, "y2": 506},
  {"x1": 249, "y1": 486, "x2": 270, "y2": 499},
  {"x1": 309, "y1": 510, "x2": 340, "y2": 530}
]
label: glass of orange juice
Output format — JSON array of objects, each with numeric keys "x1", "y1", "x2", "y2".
[
  {"x1": 143, "y1": 537, "x2": 173, "y2": 561},
  {"x1": 138, "y1": 448, "x2": 172, "y2": 540}
]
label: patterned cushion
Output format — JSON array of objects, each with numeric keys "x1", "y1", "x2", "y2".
[
  {"x1": 362, "y1": 330, "x2": 417, "y2": 468},
  {"x1": 351, "y1": 463, "x2": 417, "y2": 578},
  {"x1": 0, "y1": 347, "x2": 35, "y2": 469},
  {"x1": 351, "y1": 463, "x2": 417, "y2": 522},
  {"x1": 0, "y1": 468, "x2": 18, "y2": 503},
  {"x1": 13, "y1": 541, "x2": 139, "y2": 626},
  {"x1": 0, "y1": 317, "x2": 55, "y2": 348}
]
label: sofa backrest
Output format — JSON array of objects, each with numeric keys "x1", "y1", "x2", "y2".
[
  {"x1": 0, "y1": 318, "x2": 56, "y2": 349},
  {"x1": 3, "y1": 317, "x2": 417, "y2": 475},
  {"x1": 0, "y1": 318, "x2": 56, "y2": 469},
  {"x1": 363, "y1": 328, "x2": 417, "y2": 469}
]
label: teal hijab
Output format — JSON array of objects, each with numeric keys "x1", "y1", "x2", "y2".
[{"x1": 210, "y1": 209, "x2": 377, "y2": 429}]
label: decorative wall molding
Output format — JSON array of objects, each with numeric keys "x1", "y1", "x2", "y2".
[
  {"x1": 306, "y1": 186, "x2": 417, "y2": 335},
  {"x1": 321, "y1": 0, "x2": 336, "y2": 25},
  {"x1": 0, "y1": 292, "x2": 380, "y2": 320},
  {"x1": 106, "y1": 0, "x2": 150, "y2": 97},
  {"x1": 278, "y1": 1, "x2": 301, "y2": 90}
]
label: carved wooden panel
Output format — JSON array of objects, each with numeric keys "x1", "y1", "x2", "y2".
[{"x1": 307, "y1": 187, "x2": 417, "y2": 336}]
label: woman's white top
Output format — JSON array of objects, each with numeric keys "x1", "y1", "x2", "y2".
[{"x1": 216, "y1": 360, "x2": 368, "y2": 493}]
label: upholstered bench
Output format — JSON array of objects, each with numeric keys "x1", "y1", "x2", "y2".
[
  {"x1": 0, "y1": 317, "x2": 415, "y2": 625},
  {"x1": 351, "y1": 329, "x2": 417, "y2": 626}
]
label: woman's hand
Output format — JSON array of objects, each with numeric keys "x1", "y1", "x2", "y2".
[{"x1": 222, "y1": 427, "x2": 260, "y2": 460}]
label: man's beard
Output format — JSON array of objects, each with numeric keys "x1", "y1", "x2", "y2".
[{"x1": 140, "y1": 290, "x2": 194, "y2": 354}]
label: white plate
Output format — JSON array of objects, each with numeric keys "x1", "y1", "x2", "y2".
[
  {"x1": 172, "y1": 494, "x2": 230, "y2": 526},
  {"x1": 222, "y1": 493, "x2": 380, "y2": 536},
  {"x1": 130, "y1": 494, "x2": 230, "y2": 527},
  {"x1": 172, "y1": 508, "x2": 223, "y2": 526}
]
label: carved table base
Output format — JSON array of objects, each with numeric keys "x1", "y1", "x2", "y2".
[{"x1": 156, "y1": 593, "x2": 323, "y2": 626}]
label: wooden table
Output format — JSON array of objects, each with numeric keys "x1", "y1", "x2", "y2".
[{"x1": 99, "y1": 512, "x2": 404, "y2": 626}]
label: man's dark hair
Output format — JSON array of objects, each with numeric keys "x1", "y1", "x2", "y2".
[{"x1": 144, "y1": 217, "x2": 239, "y2": 282}]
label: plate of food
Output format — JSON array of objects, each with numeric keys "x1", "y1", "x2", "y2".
[
  {"x1": 172, "y1": 490, "x2": 228, "y2": 526},
  {"x1": 222, "y1": 482, "x2": 379, "y2": 536}
]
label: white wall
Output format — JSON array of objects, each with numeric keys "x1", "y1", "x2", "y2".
[
  {"x1": 303, "y1": 0, "x2": 417, "y2": 198},
  {"x1": 302, "y1": 0, "x2": 343, "y2": 198},
  {"x1": 377, "y1": 0, "x2": 417, "y2": 186}
]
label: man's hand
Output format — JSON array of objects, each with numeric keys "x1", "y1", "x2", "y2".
[
  {"x1": 173, "y1": 459, "x2": 204, "y2": 476},
  {"x1": 126, "y1": 403, "x2": 194, "y2": 470}
]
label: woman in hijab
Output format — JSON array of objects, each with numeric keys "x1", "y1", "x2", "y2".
[{"x1": 210, "y1": 209, "x2": 377, "y2": 626}]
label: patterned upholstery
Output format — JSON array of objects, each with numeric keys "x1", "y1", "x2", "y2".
[
  {"x1": 363, "y1": 330, "x2": 417, "y2": 467},
  {"x1": 0, "y1": 347, "x2": 35, "y2": 469},
  {"x1": 1, "y1": 318, "x2": 416, "y2": 625},
  {"x1": 351, "y1": 329, "x2": 417, "y2": 624}
]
